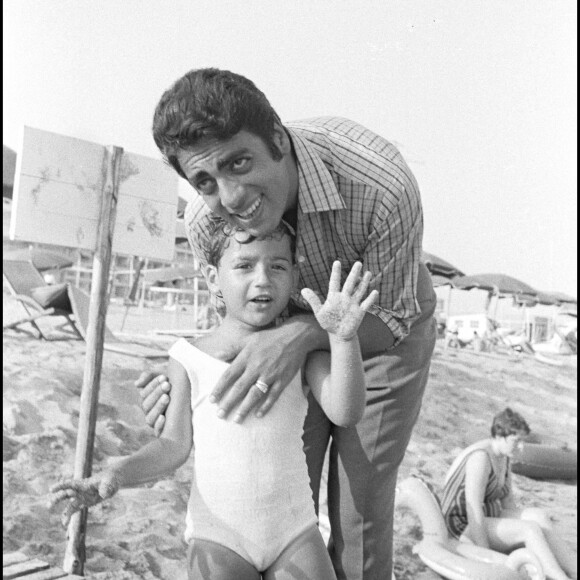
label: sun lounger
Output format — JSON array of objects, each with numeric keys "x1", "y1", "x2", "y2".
[
  {"x1": 4, "y1": 260, "x2": 167, "y2": 359},
  {"x1": 3, "y1": 259, "x2": 83, "y2": 340}
]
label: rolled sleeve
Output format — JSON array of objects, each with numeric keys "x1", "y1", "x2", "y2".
[{"x1": 364, "y1": 186, "x2": 423, "y2": 347}]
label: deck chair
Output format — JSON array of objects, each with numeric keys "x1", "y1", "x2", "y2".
[
  {"x1": 4, "y1": 260, "x2": 167, "y2": 359},
  {"x1": 3, "y1": 259, "x2": 83, "y2": 340}
]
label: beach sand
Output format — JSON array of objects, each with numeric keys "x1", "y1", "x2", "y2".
[{"x1": 3, "y1": 291, "x2": 577, "y2": 579}]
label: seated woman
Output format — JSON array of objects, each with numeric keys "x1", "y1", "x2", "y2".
[{"x1": 441, "y1": 408, "x2": 577, "y2": 580}]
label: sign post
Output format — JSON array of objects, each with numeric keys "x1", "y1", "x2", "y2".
[
  {"x1": 10, "y1": 127, "x2": 178, "y2": 575},
  {"x1": 63, "y1": 146, "x2": 122, "y2": 574}
]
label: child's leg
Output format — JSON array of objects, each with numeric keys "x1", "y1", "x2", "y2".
[
  {"x1": 187, "y1": 538, "x2": 261, "y2": 580},
  {"x1": 264, "y1": 524, "x2": 336, "y2": 580}
]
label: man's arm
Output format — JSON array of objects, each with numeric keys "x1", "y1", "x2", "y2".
[
  {"x1": 135, "y1": 299, "x2": 395, "y2": 430},
  {"x1": 214, "y1": 303, "x2": 390, "y2": 422},
  {"x1": 288, "y1": 307, "x2": 395, "y2": 357}
]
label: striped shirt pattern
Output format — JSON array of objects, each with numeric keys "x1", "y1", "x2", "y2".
[
  {"x1": 441, "y1": 448, "x2": 512, "y2": 539},
  {"x1": 184, "y1": 116, "x2": 424, "y2": 345}
]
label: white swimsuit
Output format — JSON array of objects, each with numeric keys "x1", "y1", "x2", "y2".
[{"x1": 168, "y1": 339, "x2": 317, "y2": 571}]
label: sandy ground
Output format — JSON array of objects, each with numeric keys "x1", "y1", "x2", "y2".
[{"x1": 3, "y1": 291, "x2": 577, "y2": 579}]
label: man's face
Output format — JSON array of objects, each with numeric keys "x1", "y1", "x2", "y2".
[{"x1": 177, "y1": 127, "x2": 298, "y2": 238}]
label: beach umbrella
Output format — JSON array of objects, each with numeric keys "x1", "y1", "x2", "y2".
[
  {"x1": 4, "y1": 247, "x2": 74, "y2": 271},
  {"x1": 452, "y1": 273, "x2": 538, "y2": 321},
  {"x1": 430, "y1": 274, "x2": 456, "y2": 288},
  {"x1": 422, "y1": 251, "x2": 465, "y2": 278},
  {"x1": 430, "y1": 273, "x2": 457, "y2": 322},
  {"x1": 452, "y1": 273, "x2": 538, "y2": 296},
  {"x1": 535, "y1": 290, "x2": 577, "y2": 306},
  {"x1": 422, "y1": 254, "x2": 463, "y2": 324}
]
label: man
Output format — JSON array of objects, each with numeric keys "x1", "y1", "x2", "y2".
[{"x1": 137, "y1": 67, "x2": 436, "y2": 579}]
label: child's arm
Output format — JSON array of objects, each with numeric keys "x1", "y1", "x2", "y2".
[
  {"x1": 50, "y1": 357, "x2": 193, "y2": 526},
  {"x1": 106, "y1": 357, "x2": 193, "y2": 485},
  {"x1": 302, "y1": 261, "x2": 378, "y2": 427}
]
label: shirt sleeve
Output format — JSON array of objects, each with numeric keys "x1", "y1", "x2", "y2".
[{"x1": 363, "y1": 181, "x2": 424, "y2": 346}]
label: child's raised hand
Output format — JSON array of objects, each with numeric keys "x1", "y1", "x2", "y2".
[
  {"x1": 301, "y1": 261, "x2": 378, "y2": 340},
  {"x1": 49, "y1": 471, "x2": 119, "y2": 527}
]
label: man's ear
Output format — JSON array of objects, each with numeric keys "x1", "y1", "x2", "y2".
[
  {"x1": 205, "y1": 265, "x2": 221, "y2": 295},
  {"x1": 272, "y1": 122, "x2": 292, "y2": 156}
]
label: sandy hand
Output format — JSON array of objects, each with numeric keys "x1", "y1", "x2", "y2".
[
  {"x1": 301, "y1": 261, "x2": 378, "y2": 341},
  {"x1": 49, "y1": 471, "x2": 120, "y2": 527}
]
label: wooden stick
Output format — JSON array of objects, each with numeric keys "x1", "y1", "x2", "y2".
[{"x1": 63, "y1": 145, "x2": 123, "y2": 575}]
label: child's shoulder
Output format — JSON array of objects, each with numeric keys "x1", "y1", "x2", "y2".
[
  {"x1": 191, "y1": 332, "x2": 217, "y2": 354},
  {"x1": 188, "y1": 331, "x2": 231, "y2": 362}
]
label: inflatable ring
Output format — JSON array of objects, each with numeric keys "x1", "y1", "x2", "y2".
[
  {"x1": 396, "y1": 476, "x2": 545, "y2": 580},
  {"x1": 512, "y1": 438, "x2": 577, "y2": 480}
]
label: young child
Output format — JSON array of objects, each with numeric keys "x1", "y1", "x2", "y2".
[{"x1": 50, "y1": 222, "x2": 378, "y2": 580}]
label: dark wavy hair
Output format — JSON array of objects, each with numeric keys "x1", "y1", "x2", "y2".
[
  {"x1": 491, "y1": 407, "x2": 531, "y2": 438},
  {"x1": 152, "y1": 68, "x2": 283, "y2": 179},
  {"x1": 206, "y1": 219, "x2": 296, "y2": 267}
]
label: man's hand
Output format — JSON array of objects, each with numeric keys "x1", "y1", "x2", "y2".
[
  {"x1": 210, "y1": 318, "x2": 323, "y2": 423},
  {"x1": 134, "y1": 370, "x2": 171, "y2": 436},
  {"x1": 49, "y1": 471, "x2": 119, "y2": 527},
  {"x1": 301, "y1": 261, "x2": 378, "y2": 340}
]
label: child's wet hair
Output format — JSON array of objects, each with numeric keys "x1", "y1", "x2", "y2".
[{"x1": 206, "y1": 220, "x2": 296, "y2": 267}]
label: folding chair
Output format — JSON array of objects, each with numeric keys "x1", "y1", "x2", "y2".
[
  {"x1": 3, "y1": 259, "x2": 83, "y2": 340},
  {"x1": 4, "y1": 259, "x2": 168, "y2": 358}
]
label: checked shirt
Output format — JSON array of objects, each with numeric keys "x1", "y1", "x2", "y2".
[{"x1": 184, "y1": 116, "x2": 424, "y2": 345}]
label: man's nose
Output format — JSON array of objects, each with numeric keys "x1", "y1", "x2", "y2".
[{"x1": 218, "y1": 179, "x2": 245, "y2": 212}]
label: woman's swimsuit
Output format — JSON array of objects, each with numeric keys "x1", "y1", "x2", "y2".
[
  {"x1": 440, "y1": 443, "x2": 511, "y2": 539},
  {"x1": 169, "y1": 339, "x2": 317, "y2": 571}
]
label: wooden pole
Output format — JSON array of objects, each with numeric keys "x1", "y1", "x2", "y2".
[{"x1": 63, "y1": 146, "x2": 123, "y2": 575}]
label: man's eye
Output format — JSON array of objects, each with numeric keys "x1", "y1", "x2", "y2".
[
  {"x1": 196, "y1": 178, "x2": 215, "y2": 194},
  {"x1": 231, "y1": 158, "x2": 249, "y2": 170}
]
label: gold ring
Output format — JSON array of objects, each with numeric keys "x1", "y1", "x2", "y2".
[{"x1": 255, "y1": 380, "x2": 269, "y2": 394}]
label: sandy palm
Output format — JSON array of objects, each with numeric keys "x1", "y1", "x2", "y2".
[{"x1": 301, "y1": 261, "x2": 378, "y2": 340}]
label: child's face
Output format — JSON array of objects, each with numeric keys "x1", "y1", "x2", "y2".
[{"x1": 209, "y1": 234, "x2": 296, "y2": 328}]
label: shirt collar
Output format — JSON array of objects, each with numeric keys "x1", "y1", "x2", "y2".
[{"x1": 286, "y1": 127, "x2": 346, "y2": 214}]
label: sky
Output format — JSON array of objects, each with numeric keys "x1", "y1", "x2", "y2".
[{"x1": 3, "y1": 0, "x2": 577, "y2": 296}]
